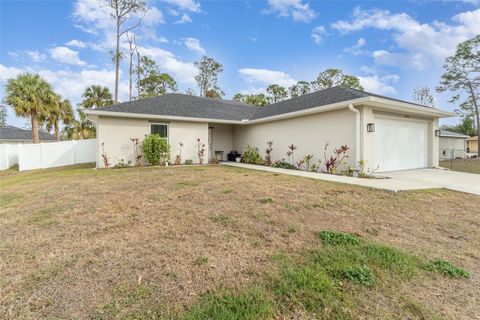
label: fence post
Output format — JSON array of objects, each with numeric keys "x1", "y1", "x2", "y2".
[
  {"x1": 5, "y1": 144, "x2": 10, "y2": 169},
  {"x1": 450, "y1": 149, "x2": 453, "y2": 170},
  {"x1": 40, "y1": 142, "x2": 44, "y2": 169},
  {"x1": 72, "y1": 140, "x2": 77, "y2": 164}
]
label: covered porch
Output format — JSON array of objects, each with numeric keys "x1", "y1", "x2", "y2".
[{"x1": 208, "y1": 123, "x2": 234, "y2": 162}]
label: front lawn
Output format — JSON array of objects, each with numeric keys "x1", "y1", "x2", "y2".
[
  {"x1": 1, "y1": 165, "x2": 479, "y2": 319},
  {"x1": 439, "y1": 157, "x2": 480, "y2": 174}
]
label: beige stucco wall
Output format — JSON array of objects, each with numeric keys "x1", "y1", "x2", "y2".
[
  {"x1": 467, "y1": 138, "x2": 478, "y2": 152},
  {"x1": 233, "y1": 108, "x2": 357, "y2": 168},
  {"x1": 169, "y1": 121, "x2": 208, "y2": 164},
  {"x1": 96, "y1": 116, "x2": 208, "y2": 168},
  {"x1": 439, "y1": 137, "x2": 466, "y2": 154},
  {"x1": 209, "y1": 123, "x2": 233, "y2": 161}
]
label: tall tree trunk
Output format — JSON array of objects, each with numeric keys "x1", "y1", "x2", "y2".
[
  {"x1": 31, "y1": 110, "x2": 39, "y2": 144},
  {"x1": 129, "y1": 50, "x2": 133, "y2": 101},
  {"x1": 130, "y1": 54, "x2": 133, "y2": 101},
  {"x1": 114, "y1": 24, "x2": 120, "y2": 103},
  {"x1": 137, "y1": 51, "x2": 141, "y2": 98},
  {"x1": 467, "y1": 82, "x2": 480, "y2": 156},
  {"x1": 54, "y1": 121, "x2": 60, "y2": 142}
]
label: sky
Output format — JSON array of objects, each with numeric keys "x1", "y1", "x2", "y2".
[{"x1": 1, "y1": 0, "x2": 479, "y2": 128}]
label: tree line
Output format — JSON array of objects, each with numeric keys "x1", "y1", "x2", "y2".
[{"x1": 233, "y1": 68, "x2": 364, "y2": 106}]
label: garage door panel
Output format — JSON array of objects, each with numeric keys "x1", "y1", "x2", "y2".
[{"x1": 374, "y1": 117, "x2": 428, "y2": 172}]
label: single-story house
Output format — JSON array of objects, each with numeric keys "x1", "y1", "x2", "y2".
[
  {"x1": 467, "y1": 136, "x2": 478, "y2": 154},
  {"x1": 438, "y1": 129, "x2": 469, "y2": 159},
  {"x1": 0, "y1": 124, "x2": 56, "y2": 144},
  {"x1": 85, "y1": 86, "x2": 452, "y2": 172}
]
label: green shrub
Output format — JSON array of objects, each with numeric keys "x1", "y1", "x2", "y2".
[
  {"x1": 426, "y1": 259, "x2": 470, "y2": 278},
  {"x1": 342, "y1": 265, "x2": 375, "y2": 286},
  {"x1": 184, "y1": 159, "x2": 193, "y2": 165},
  {"x1": 142, "y1": 134, "x2": 170, "y2": 166},
  {"x1": 272, "y1": 160, "x2": 297, "y2": 170},
  {"x1": 318, "y1": 231, "x2": 359, "y2": 246},
  {"x1": 243, "y1": 145, "x2": 263, "y2": 165}
]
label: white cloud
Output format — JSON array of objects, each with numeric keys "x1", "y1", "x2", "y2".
[
  {"x1": 174, "y1": 13, "x2": 192, "y2": 24},
  {"x1": 143, "y1": 6, "x2": 165, "y2": 26},
  {"x1": 72, "y1": 0, "x2": 164, "y2": 51},
  {"x1": 238, "y1": 68, "x2": 296, "y2": 88},
  {"x1": 264, "y1": 0, "x2": 316, "y2": 23},
  {"x1": 27, "y1": 51, "x2": 47, "y2": 62},
  {"x1": 137, "y1": 46, "x2": 197, "y2": 85},
  {"x1": 311, "y1": 25, "x2": 327, "y2": 44},
  {"x1": 358, "y1": 73, "x2": 400, "y2": 95},
  {"x1": 0, "y1": 63, "x2": 129, "y2": 103},
  {"x1": 7, "y1": 50, "x2": 47, "y2": 62},
  {"x1": 183, "y1": 37, "x2": 205, "y2": 54},
  {"x1": 344, "y1": 37, "x2": 367, "y2": 56},
  {"x1": 331, "y1": 7, "x2": 480, "y2": 69},
  {"x1": 66, "y1": 39, "x2": 87, "y2": 48},
  {"x1": 161, "y1": 0, "x2": 201, "y2": 13},
  {"x1": 0, "y1": 64, "x2": 25, "y2": 82},
  {"x1": 49, "y1": 46, "x2": 86, "y2": 66}
]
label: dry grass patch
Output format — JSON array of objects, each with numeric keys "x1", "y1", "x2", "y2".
[
  {"x1": 0, "y1": 164, "x2": 478, "y2": 319},
  {"x1": 439, "y1": 158, "x2": 480, "y2": 174}
]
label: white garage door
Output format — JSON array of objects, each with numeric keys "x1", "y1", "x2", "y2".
[{"x1": 374, "y1": 116, "x2": 428, "y2": 172}]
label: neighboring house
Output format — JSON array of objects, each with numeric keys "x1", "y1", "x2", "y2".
[
  {"x1": 85, "y1": 86, "x2": 452, "y2": 172},
  {"x1": 0, "y1": 125, "x2": 56, "y2": 144},
  {"x1": 438, "y1": 130, "x2": 469, "y2": 159},
  {"x1": 467, "y1": 136, "x2": 478, "y2": 154}
]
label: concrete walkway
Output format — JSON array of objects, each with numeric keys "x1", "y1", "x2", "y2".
[{"x1": 222, "y1": 162, "x2": 480, "y2": 195}]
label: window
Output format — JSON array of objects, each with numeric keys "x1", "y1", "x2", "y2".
[{"x1": 151, "y1": 123, "x2": 168, "y2": 138}]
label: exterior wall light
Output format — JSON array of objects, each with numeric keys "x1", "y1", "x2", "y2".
[
  {"x1": 435, "y1": 129, "x2": 440, "y2": 137},
  {"x1": 367, "y1": 123, "x2": 375, "y2": 132}
]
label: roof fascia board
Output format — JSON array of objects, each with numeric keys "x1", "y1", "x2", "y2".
[
  {"x1": 85, "y1": 110, "x2": 244, "y2": 124},
  {"x1": 367, "y1": 97, "x2": 454, "y2": 117},
  {"x1": 247, "y1": 97, "x2": 370, "y2": 124}
]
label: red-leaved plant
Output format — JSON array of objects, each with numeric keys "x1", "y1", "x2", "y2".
[
  {"x1": 324, "y1": 144, "x2": 350, "y2": 174},
  {"x1": 175, "y1": 142, "x2": 184, "y2": 165},
  {"x1": 197, "y1": 138, "x2": 206, "y2": 164},
  {"x1": 265, "y1": 141, "x2": 274, "y2": 165},
  {"x1": 287, "y1": 144, "x2": 297, "y2": 164},
  {"x1": 130, "y1": 137, "x2": 143, "y2": 167},
  {"x1": 101, "y1": 143, "x2": 110, "y2": 169}
]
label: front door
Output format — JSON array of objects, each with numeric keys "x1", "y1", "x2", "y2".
[{"x1": 208, "y1": 127, "x2": 214, "y2": 161}]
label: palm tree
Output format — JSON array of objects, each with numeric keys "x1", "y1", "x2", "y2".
[
  {"x1": 42, "y1": 96, "x2": 74, "y2": 141},
  {"x1": 81, "y1": 85, "x2": 114, "y2": 109},
  {"x1": 62, "y1": 108, "x2": 95, "y2": 140},
  {"x1": 4, "y1": 73, "x2": 56, "y2": 143}
]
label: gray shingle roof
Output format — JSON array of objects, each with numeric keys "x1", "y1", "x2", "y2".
[
  {"x1": 94, "y1": 86, "x2": 437, "y2": 121},
  {"x1": 439, "y1": 130, "x2": 470, "y2": 138},
  {"x1": 99, "y1": 93, "x2": 258, "y2": 121},
  {"x1": 0, "y1": 125, "x2": 56, "y2": 141}
]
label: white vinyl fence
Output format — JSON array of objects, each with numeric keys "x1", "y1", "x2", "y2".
[
  {"x1": 0, "y1": 144, "x2": 20, "y2": 170},
  {"x1": 0, "y1": 139, "x2": 96, "y2": 171}
]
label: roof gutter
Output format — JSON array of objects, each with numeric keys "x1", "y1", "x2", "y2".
[{"x1": 348, "y1": 103, "x2": 361, "y2": 169}]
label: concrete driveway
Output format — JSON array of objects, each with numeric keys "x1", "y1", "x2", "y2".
[
  {"x1": 222, "y1": 163, "x2": 480, "y2": 195},
  {"x1": 381, "y1": 169, "x2": 480, "y2": 195}
]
